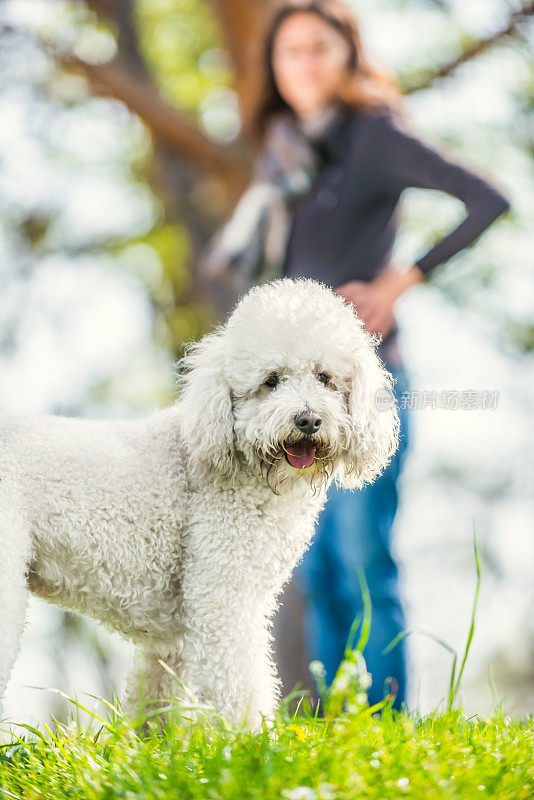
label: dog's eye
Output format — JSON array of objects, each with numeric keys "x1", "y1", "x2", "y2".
[
  {"x1": 264, "y1": 373, "x2": 279, "y2": 388},
  {"x1": 317, "y1": 372, "x2": 331, "y2": 385}
]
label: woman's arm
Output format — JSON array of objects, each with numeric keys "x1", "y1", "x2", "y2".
[
  {"x1": 374, "y1": 109, "x2": 512, "y2": 276},
  {"x1": 335, "y1": 111, "x2": 512, "y2": 336}
]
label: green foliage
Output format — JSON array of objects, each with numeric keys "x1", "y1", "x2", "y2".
[
  {"x1": 502, "y1": 320, "x2": 534, "y2": 353},
  {"x1": 135, "y1": 0, "x2": 234, "y2": 116},
  {"x1": 113, "y1": 222, "x2": 215, "y2": 354},
  {"x1": 114, "y1": 0, "x2": 238, "y2": 354}
]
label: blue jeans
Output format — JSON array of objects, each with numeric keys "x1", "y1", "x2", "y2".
[{"x1": 293, "y1": 363, "x2": 411, "y2": 711}]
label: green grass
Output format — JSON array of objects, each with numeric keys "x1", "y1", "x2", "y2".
[
  {"x1": 2, "y1": 524, "x2": 533, "y2": 799},
  {"x1": 2, "y1": 692, "x2": 533, "y2": 799}
]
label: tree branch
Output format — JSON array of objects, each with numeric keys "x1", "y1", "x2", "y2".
[
  {"x1": 405, "y1": 1, "x2": 534, "y2": 94},
  {"x1": 211, "y1": 0, "x2": 276, "y2": 134},
  {"x1": 60, "y1": 52, "x2": 248, "y2": 194},
  {"x1": 74, "y1": 0, "x2": 249, "y2": 200},
  {"x1": 85, "y1": 0, "x2": 150, "y2": 77}
]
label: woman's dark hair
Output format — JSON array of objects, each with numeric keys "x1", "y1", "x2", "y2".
[{"x1": 249, "y1": 0, "x2": 405, "y2": 144}]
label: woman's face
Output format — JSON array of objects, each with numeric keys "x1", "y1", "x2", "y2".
[{"x1": 271, "y1": 12, "x2": 352, "y2": 118}]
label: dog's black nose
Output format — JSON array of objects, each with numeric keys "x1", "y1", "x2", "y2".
[{"x1": 294, "y1": 411, "x2": 322, "y2": 436}]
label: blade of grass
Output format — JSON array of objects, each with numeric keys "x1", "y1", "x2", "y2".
[
  {"x1": 45, "y1": 688, "x2": 116, "y2": 732},
  {"x1": 1, "y1": 788, "x2": 22, "y2": 799},
  {"x1": 354, "y1": 567, "x2": 372, "y2": 653},
  {"x1": 157, "y1": 659, "x2": 198, "y2": 704},
  {"x1": 448, "y1": 519, "x2": 482, "y2": 711},
  {"x1": 382, "y1": 627, "x2": 459, "y2": 712},
  {"x1": 382, "y1": 627, "x2": 457, "y2": 658},
  {"x1": 343, "y1": 613, "x2": 363, "y2": 658}
]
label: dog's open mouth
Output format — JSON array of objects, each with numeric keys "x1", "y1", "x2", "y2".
[{"x1": 282, "y1": 438, "x2": 316, "y2": 469}]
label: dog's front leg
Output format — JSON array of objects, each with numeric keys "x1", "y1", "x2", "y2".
[
  {"x1": 124, "y1": 638, "x2": 268, "y2": 731},
  {"x1": 176, "y1": 612, "x2": 281, "y2": 732}
]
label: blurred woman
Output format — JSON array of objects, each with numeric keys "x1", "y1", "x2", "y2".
[{"x1": 200, "y1": 0, "x2": 511, "y2": 712}]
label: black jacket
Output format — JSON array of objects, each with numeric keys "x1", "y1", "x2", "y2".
[{"x1": 282, "y1": 105, "x2": 511, "y2": 287}]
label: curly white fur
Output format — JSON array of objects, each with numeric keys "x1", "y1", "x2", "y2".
[{"x1": 0, "y1": 278, "x2": 399, "y2": 730}]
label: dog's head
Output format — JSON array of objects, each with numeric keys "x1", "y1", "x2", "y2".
[{"x1": 176, "y1": 278, "x2": 399, "y2": 494}]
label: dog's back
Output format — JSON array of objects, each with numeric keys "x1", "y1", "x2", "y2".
[{"x1": 0, "y1": 409, "x2": 188, "y2": 644}]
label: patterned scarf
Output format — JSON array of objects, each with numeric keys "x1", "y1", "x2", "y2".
[{"x1": 198, "y1": 100, "x2": 346, "y2": 293}]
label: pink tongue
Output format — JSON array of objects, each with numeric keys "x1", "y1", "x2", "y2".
[{"x1": 285, "y1": 440, "x2": 316, "y2": 469}]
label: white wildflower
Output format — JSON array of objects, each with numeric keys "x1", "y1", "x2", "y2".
[
  {"x1": 283, "y1": 787, "x2": 317, "y2": 800},
  {"x1": 331, "y1": 674, "x2": 350, "y2": 693},
  {"x1": 309, "y1": 661, "x2": 326, "y2": 678},
  {"x1": 318, "y1": 782, "x2": 337, "y2": 799},
  {"x1": 359, "y1": 670, "x2": 372, "y2": 689}
]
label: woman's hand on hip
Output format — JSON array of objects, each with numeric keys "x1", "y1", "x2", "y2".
[{"x1": 334, "y1": 264, "x2": 424, "y2": 338}]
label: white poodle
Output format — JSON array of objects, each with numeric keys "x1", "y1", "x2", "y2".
[{"x1": 0, "y1": 277, "x2": 399, "y2": 730}]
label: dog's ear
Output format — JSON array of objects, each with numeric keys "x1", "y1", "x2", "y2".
[
  {"x1": 335, "y1": 339, "x2": 400, "y2": 490},
  {"x1": 176, "y1": 328, "x2": 238, "y2": 481}
]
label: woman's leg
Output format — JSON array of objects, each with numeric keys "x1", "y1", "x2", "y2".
[{"x1": 293, "y1": 364, "x2": 412, "y2": 711}]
